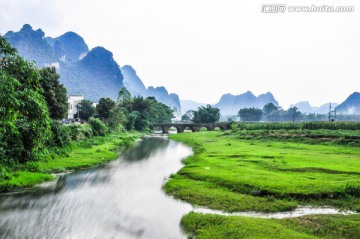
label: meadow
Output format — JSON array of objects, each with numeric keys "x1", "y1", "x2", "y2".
[{"x1": 165, "y1": 122, "x2": 360, "y2": 238}]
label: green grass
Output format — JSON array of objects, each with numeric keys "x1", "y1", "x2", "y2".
[
  {"x1": 181, "y1": 212, "x2": 360, "y2": 239},
  {"x1": 0, "y1": 132, "x2": 141, "y2": 192},
  {"x1": 166, "y1": 131, "x2": 360, "y2": 212},
  {"x1": 166, "y1": 127, "x2": 360, "y2": 238}
]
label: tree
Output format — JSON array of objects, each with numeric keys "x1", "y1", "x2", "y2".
[
  {"x1": 263, "y1": 103, "x2": 279, "y2": 122},
  {"x1": 193, "y1": 105, "x2": 221, "y2": 123},
  {"x1": 238, "y1": 108, "x2": 263, "y2": 122},
  {"x1": 109, "y1": 90, "x2": 174, "y2": 131},
  {"x1": 76, "y1": 99, "x2": 95, "y2": 121},
  {"x1": 181, "y1": 110, "x2": 194, "y2": 122},
  {"x1": 96, "y1": 97, "x2": 115, "y2": 121},
  {"x1": 0, "y1": 36, "x2": 51, "y2": 163},
  {"x1": 108, "y1": 105, "x2": 128, "y2": 130},
  {"x1": 117, "y1": 87, "x2": 132, "y2": 103},
  {"x1": 39, "y1": 66, "x2": 68, "y2": 120}
]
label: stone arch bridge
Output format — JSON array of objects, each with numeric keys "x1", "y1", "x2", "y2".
[{"x1": 150, "y1": 122, "x2": 232, "y2": 134}]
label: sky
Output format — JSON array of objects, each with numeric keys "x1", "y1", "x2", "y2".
[{"x1": 0, "y1": 0, "x2": 359, "y2": 108}]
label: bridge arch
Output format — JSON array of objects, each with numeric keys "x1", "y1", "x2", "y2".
[{"x1": 152, "y1": 122, "x2": 231, "y2": 134}]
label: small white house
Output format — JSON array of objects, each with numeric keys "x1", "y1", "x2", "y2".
[{"x1": 67, "y1": 95, "x2": 84, "y2": 119}]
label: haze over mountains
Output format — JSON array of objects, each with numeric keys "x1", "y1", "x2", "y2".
[
  {"x1": 214, "y1": 91, "x2": 279, "y2": 115},
  {"x1": 3, "y1": 24, "x2": 359, "y2": 115},
  {"x1": 5, "y1": 24, "x2": 181, "y2": 111},
  {"x1": 336, "y1": 92, "x2": 360, "y2": 114}
]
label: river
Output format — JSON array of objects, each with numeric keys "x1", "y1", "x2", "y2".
[
  {"x1": 0, "y1": 136, "x2": 354, "y2": 239},
  {"x1": 0, "y1": 136, "x2": 193, "y2": 239}
]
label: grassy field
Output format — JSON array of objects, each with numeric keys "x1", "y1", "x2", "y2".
[
  {"x1": 181, "y1": 212, "x2": 360, "y2": 239},
  {"x1": 0, "y1": 132, "x2": 140, "y2": 192},
  {"x1": 165, "y1": 123, "x2": 360, "y2": 238}
]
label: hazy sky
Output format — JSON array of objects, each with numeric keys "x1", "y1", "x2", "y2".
[{"x1": 0, "y1": 0, "x2": 359, "y2": 108}]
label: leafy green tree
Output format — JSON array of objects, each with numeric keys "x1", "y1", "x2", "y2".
[
  {"x1": 96, "y1": 97, "x2": 115, "y2": 121},
  {"x1": 263, "y1": 103, "x2": 279, "y2": 122},
  {"x1": 117, "y1": 87, "x2": 132, "y2": 103},
  {"x1": 76, "y1": 99, "x2": 95, "y2": 121},
  {"x1": 181, "y1": 110, "x2": 194, "y2": 122},
  {"x1": 110, "y1": 90, "x2": 174, "y2": 131},
  {"x1": 0, "y1": 36, "x2": 51, "y2": 163},
  {"x1": 108, "y1": 105, "x2": 128, "y2": 130},
  {"x1": 146, "y1": 97, "x2": 174, "y2": 124},
  {"x1": 263, "y1": 103, "x2": 279, "y2": 115},
  {"x1": 39, "y1": 66, "x2": 68, "y2": 120},
  {"x1": 193, "y1": 105, "x2": 221, "y2": 123},
  {"x1": 238, "y1": 108, "x2": 263, "y2": 122}
]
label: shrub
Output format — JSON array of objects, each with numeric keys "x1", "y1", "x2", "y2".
[
  {"x1": 88, "y1": 118, "x2": 108, "y2": 136},
  {"x1": 68, "y1": 124, "x2": 93, "y2": 141},
  {"x1": 0, "y1": 167, "x2": 11, "y2": 180},
  {"x1": 49, "y1": 120, "x2": 71, "y2": 147}
]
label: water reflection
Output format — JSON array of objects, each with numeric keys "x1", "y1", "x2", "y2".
[{"x1": 0, "y1": 136, "x2": 193, "y2": 239}]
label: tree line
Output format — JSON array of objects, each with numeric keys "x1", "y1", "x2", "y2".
[{"x1": 181, "y1": 102, "x2": 359, "y2": 124}]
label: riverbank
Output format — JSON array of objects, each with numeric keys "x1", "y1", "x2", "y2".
[
  {"x1": 0, "y1": 132, "x2": 141, "y2": 193},
  {"x1": 166, "y1": 126, "x2": 360, "y2": 238}
]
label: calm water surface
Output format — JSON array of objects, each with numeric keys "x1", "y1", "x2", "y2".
[{"x1": 0, "y1": 136, "x2": 193, "y2": 239}]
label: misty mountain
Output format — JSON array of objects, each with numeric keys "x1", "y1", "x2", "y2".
[
  {"x1": 5, "y1": 24, "x2": 58, "y2": 66},
  {"x1": 4, "y1": 24, "x2": 181, "y2": 109},
  {"x1": 290, "y1": 102, "x2": 338, "y2": 114},
  {"x1": 336, "y1": 92, "x2": 360, "y2": 114},
  {"x1": 5, "y1": 24, "x2": 123, "y2": 101},
  {"x1": 180, "y1": 100, "x2": 207, "y2": 113},
  {"x1": 121, "y1": 65, "x2": 181, "y2": 113},
  {"x1": 46, "y1": 31, "x2": 89, "y2": 63},
  {"x1": 60, "y1": 47, "x2": 124, "y2": 100},
  {"x1": 121, "y1": 65, "x2": 147, "y2": 97},
  {"x1": 215, "y1": 91, "x2": 279, "y2": 115}
]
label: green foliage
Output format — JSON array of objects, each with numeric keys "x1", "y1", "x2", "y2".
[
  {"x1": 0, "y1": 132, "x2": 141, "y2": 192},
  {"x1": 76, "y1": 99, "x2": 95, "y2": 121},
  {"x1": 263, "y1": 102, "x2": 279, "y2": 116},
  {"x1": 68, "y1": 124, "x2": 93, "y2": 141},
  {"x1": 88, "y1": 117, "x2": 108, "y2": 136},
  {"x1": 39, "y1": 66, "x2": 68, "y2": 120},
  {"x1": 193, "y1": 104, "x2": 221, "y2": 123},
  {"x1": 0, "y1": 35, "x2": 51, "y2": 164},
  {"x1": 117, "y1": 87, "x2": 131, "y2": 102},
  {"x1": 108, "y1": 105, "x2": 128, "y2": 130},
  {"x1": 49, "y1": 120, "x2": 71, "y2": 147},
  {"x1": 110, "y1": 88, "x2": 174, "y2": 131},
  {"x1": 96, "y1": 97, "x2": 115, "y2": 120},
  {"x1": 238, "y1": 107, "x2": 263, "y2": 122},
  {"x1": 181, "y1": 110, "x2": 194, "y2": 122},
  {"x1": 303, "y1": 122, "x2": 360, "y2": 130}
]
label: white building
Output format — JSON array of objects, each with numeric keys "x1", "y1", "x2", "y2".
[{"x1": 67, "y1": 95, "x2": 84, "y2": 119}]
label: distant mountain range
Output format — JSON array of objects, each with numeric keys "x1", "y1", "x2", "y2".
[
  {"x1": 3, "y1": 24, "x2": 359, "y2": 116},
  {"x1": 180, "y1": 100, "x2": 207, "y2": 113},
  {"x1": 121, "y1": 65, "x2": 181, "y2": 112},
  {"x1": 214, "y1": 91, "x2": 279, "y2": 115},
  {"x1": 5, "y1": 24, "x2": 180, "y2": 111},
  {"x1": 290, "y1": 102, "x2": 338, "y2": 114}
]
